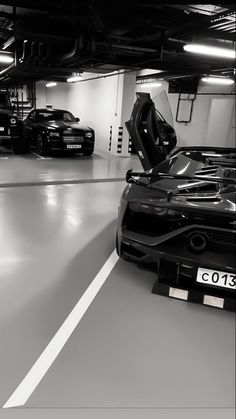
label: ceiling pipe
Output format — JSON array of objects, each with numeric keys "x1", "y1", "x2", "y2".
[
  {"x1": 0, "y1": 62, "x2": 15, "y2": 77},
  {"x1": 0, "y1": 5, "x2": 16, "y2": 78},
  {"x1": 60, "y1": 33, "x2": 96, "y2": 65},
  {"x1": 60, "y1": 38, "x2": 83, "y2": 62},
  {"x1": 1, "y1": 35, "x2": 15, "y2": 50}
]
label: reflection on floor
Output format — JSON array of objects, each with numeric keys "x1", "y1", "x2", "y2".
[
  {"x1": 0, "y1": 146, "x2": 235, "y2": 419},
  {"x1": 0, "y1": 147, "x2": 141, "y2": 185}
]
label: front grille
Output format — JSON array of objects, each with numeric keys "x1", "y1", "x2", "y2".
[{"x1": 63, "y1": 135, "x2": 84, "y2": 143}]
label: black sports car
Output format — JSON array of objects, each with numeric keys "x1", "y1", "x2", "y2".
[
  {"x1": 24, "y1": 108, "x2": 95, "y2": 156},
  {"x1": 116, "y1": 92, "x2": 236, "y2": 311}
]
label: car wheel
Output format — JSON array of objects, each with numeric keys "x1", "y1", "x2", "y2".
[
  {"x1": 83, "y1": 149, "x2": 93, "y2": 157},
  {"x1": 36, "y1": 134, "x2": 47, "y2": 156}
]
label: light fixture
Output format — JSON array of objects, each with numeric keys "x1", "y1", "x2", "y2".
[
  {"x1": 46, "y1": 82, "x2": 57, "y2": 87},
  {"x1": 184, "y1": 43, "x2": 235, "y2": 59},
  {"x1": 0, "y1": 53, "x2": 14, "y2": 64},
  {"x1": 139, "y1": 82, "x2": 162, "y2": 88},
  {"x1": 201, "y1": 76, "x2": 234, "y2": 85},
  {"x1": 67, "y1": 73, "x2": 83, "y2": 83}
]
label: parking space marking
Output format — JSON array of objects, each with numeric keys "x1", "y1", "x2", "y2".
[
  {"x1": 32, "y1": 152, "x2": 52, "y2": 160},
  {"x1": 0, "y1": 178, "x2": 125, "y2": 188},
  {"x1": 2, "y1": 249, "x2": 119, "y2": 409}
]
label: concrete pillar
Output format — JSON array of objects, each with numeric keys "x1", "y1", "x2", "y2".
[{"x1": 110, "y1": 71, "x2": 136, "y2": 156}]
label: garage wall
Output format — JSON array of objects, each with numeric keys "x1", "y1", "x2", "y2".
[
  {"x1": 36, "y1": 81, "x2": 70, "y2": 110},
  {"x1": 137, "y1": 81, "x2": 235, "y2": 148},
  {"x1": 36, "y1": 73, "x2": 127, "y2": 153},
  {"x1": 66, "y1": 72, "x2": 126, "y2": 153},
  {"x1": 36, "y1": 76, "x2": 235, "y2": 152}
]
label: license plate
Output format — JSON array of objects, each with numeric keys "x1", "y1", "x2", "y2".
[
  {"x1": 66, "y1": 144, "x2": 82, "y2": 149},
  {"x1": 0, "y1": 127, "x2": 4, "y2": 131},
  {"x1": 196, "y1": 267, "x2": 236, "y2": 290}
]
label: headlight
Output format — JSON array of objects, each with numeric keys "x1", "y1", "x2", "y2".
[
  {"x1": 49, "y1": 132, "x2": 60, "y2": 137},
  {"x1": 85, "y1": 132, "x2": 93, "y2": 138},
  {"x1": 10, "y1": 118, "x2": 17, "y2": 125}
]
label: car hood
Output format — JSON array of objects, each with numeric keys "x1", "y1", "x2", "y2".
[{"x1": 39, "y1": 121, "x2": 92, "y2": 131}]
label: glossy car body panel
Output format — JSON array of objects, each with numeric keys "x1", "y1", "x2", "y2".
[
  {"x1": 24, "y1": 109, "x2": 95, "y2": 155},
  {"x1": 117, "y1": 93, "x2": 236, "y2": 310}
]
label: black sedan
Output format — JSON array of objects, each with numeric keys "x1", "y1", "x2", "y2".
[{"x1": 23, "y1": 108, "x2": 95, "y2": 156}]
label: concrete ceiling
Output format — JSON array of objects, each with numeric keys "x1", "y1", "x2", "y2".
[{"x1": 0, "y1": 1, "x2": 235, "y2": 86}]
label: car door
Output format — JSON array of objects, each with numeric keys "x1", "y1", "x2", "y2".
[
  {"x1": 126, "y1": 91, "x2": 176, "y2": 171},
  {"x1": 24, "y1": 110, "x2": 37, "y2": 145}
]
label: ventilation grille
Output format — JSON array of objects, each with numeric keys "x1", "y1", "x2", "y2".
[
  {"x1": 195, "y1": 165, "x2": 219, "y2": 176},
  {"x1": 178, "y1": 181, "x2": 218, "y2": 195}
]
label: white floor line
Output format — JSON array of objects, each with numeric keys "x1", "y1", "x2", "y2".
[
  {"x1": 3, "y1": 249, "x2": 119, "y2": 409},
  {"x1": 32, "y1": 152, "x2": 51, "y2": 160}
]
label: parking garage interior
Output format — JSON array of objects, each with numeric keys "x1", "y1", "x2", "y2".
[{"x1": 0, "y1": 2, "x2": 235, "y2": 419}]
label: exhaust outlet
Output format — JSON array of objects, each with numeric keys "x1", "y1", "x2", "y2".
[{"x1": 188, "y1": 233, "x2": 207, "y2": 253}]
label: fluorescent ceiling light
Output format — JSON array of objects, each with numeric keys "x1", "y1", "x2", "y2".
[
  {"x1": 0, "y1": 53, "x2": 14, "y2": 64},
  {"x1": 67, "y1": 74, "x2": 83, "y2": 83},
  {"x1": 137, "y1": 69, "x2": 163, "y2": 76},
  {"x1": 46, "y1": 82, "x2": 57, "y2": 87},
  {"x1": 139, "y1": 82, "x2": 162, "y2": 88},
  {"x1": 184, "y1": 43, "x2": 235, "y2": 59},
  {"x1": 201, "y1": 76, "x2": 234, "y2": 85}
]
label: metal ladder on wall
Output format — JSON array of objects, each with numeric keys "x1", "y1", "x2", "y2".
[{"x1": 175, "y1": 93, "x2": 196, "y2": 123}]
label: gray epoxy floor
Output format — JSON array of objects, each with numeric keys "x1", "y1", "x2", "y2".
[
  {"x1": 0, "y1": 151, "x2": 235, "y2": 419},
  {"x1": 0, "y1": 147, "x2": 141, "y2": 185}
]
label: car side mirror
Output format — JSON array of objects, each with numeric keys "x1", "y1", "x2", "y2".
[{"x1": 75, "y1": 117, "x2": 80, "y2": 122}]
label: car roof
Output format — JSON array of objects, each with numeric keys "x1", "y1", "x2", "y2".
[{"x1": 35, "y1": 108, "x2": 69, "y2": 113}]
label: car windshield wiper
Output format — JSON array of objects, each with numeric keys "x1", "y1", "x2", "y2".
[{"x1": 126, "y1": 169, "x2": 236, "y2": 185}]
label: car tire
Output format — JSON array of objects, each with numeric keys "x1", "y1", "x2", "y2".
[
  {"x1": 12, "y1": 134, "x2": 28, "y2": 154},
  {"x1": 36, "y1": 133, "x2": 48, "y2": 156},
  {"x1": 83, "y1": 149, "x2": 93, "y2": 157}
]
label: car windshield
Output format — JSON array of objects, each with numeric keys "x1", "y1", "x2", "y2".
[{"x1": 37, "y1": 110, "x2": 76, "y2": 122}]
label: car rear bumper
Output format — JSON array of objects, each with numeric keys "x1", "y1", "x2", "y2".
[{"x1": 117, "y1": 233, "x2": 236, "y2": 311}]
